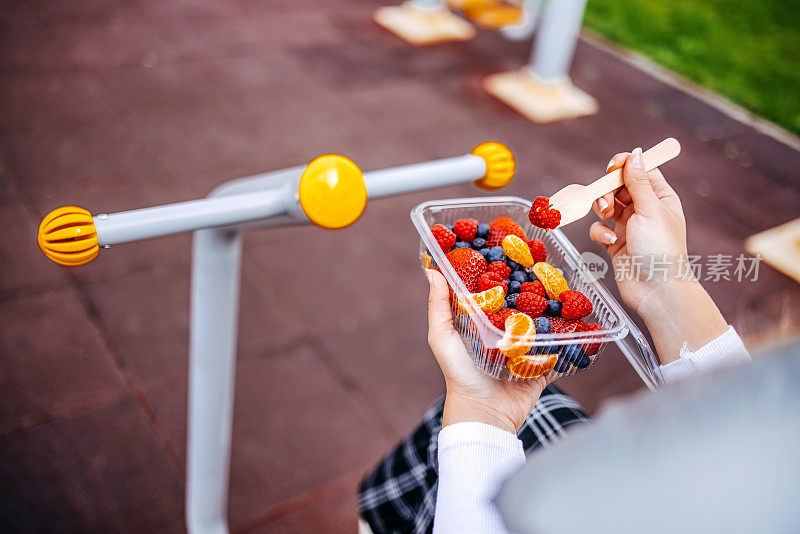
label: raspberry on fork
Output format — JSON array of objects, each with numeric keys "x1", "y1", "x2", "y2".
[{"x1": 529, "y1": 196, "x2": 561, "y2": 231}]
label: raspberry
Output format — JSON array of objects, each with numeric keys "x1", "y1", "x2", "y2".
[
  {"x1": 431, "y1": 224, "x2": 456, "y2": 252},
  {"x1": 516, "y1": 292, "x2": 547, "y2": 316},
  {"x1": 478, "y1": 272, "x2": 507, "y2": 292},
  {"x1": 445, "y1": 248, "x2": 488, "y2": 292},
  {"x1": 559, "y1": 290, "x2": 593, "y2": 320},
  {"x1": 580, "y1": 322, "x2": 603, "y2": 355},
  {"x1": 487, "y1": 311, "x2": 505, "y2": 330},
  {"x1": 487, "y1": 216, "x2": 527, "y2": 247},
  {"x1": 487, "y1": 261, "x2": 511, "y2": 279},
  {"x1": 549, "y1": 317, "x2": 585, "y2": 334},
  {"x1": 528, "y1": 196, "x2": 561, "y2": 231},
  {"x1": 487, "y1": 308, "x2": 520, "y2": 330},
  {"x1": 520, "y1": 281, "x2": 546, "y2": 298},
  {"x1": 527, "y1": 238, "x2": 547, "y2": 263},
  {"x1": 453, "y1": 218, "x2": 479, "y2": 243}
]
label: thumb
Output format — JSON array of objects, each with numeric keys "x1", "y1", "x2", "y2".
[
  {"x1": 427, "y1": 269, "x2": 456, "y2": 337},
  {"x1": 623, "y1": 147, "x2": 659, "y2": 213}
]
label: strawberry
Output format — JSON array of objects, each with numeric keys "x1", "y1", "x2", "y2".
[
  {"x1": 445, "y1": 248, "x2": 488, "y2": 292},
  {"x1": 487, "y1": 216, "x2": 527, "y2": 247},
  {"x1": 487, "y1": 308, "x2": 519, "y2": 330},
  {"x1": 453, "y1": 218, "x2": 479, "y2": 243},
  {"x1": 487, "y1": 261, "x2": 511, "y2": 279},
  {"x1": 516, "y1": 292, "x2": 547, "y2": 316},
  {"x1": 478, "y1": 272, "x2": 507, "y2": 292},
  {"x1": 528, "y1": 196, "x2": 561, "y2": 231},
  {"x1": 431, "y1": 224, "x2": 456, "y2": 252},
  {"x1": 580, "y1": 322, "x2": 603, "y2": 355},
  {"x1": 520, "y1": 280, "x2": 546, "y2": 299},
  {"x1": 549, "y1": 317, "x2": 585, "y2": 334},
  {"x1": 527, "y1": 238, "x2": 547, "y2": 263},
  {"x1": 559, "y1": 290, "x2": 593, "y2": 320}
]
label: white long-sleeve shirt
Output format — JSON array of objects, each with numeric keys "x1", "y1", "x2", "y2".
[{"x1": 433, "y1": 326, "x2": 751, "y2": 534}]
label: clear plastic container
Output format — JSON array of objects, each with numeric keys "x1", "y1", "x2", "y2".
[{"x1": 411, "y1": 196, "x2": 663, "y2": 389}]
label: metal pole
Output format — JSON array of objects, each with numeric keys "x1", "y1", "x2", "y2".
[
  {"x1": 528, "y1": 0, "x2": 587, "y2": 83},
  {"x1": 94, "y1": 186, "x2": 291, "y2": 246},
  {"x1": 186, "y1": 227, "x2": 242, "y2": 534},
  {"x1": 407, "y1": 0, "x2": 444, "y2": 11},
  {"x1": 364, "y1": 154, "x2": 486, "y2": 199}
]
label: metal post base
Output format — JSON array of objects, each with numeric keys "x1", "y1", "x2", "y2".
[
  {"x1": 484, "y1": 68, "x2": 598, "y2": 123},
  {"x1": 374, "y1": 2, "x2": 476, "y2": 46}
]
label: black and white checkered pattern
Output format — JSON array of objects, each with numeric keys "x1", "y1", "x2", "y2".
[{"x1": 358, "y1": 385, "x2": 590, "y2": 534}]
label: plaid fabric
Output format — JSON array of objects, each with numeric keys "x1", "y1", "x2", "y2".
[{"x1": 358, "y1": 385, "x2": 589, "y2": 534}]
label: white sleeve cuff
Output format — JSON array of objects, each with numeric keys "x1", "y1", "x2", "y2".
[
  {"x1": 434, "y1": 422, "x2": 524, "y2": 534},
  {"x1": 659, "y1": 326, "x2": 751, "y2": 385}
]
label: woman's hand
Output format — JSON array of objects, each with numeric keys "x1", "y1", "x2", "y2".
[
  {"x1": 426, "y1": 269, "x2": 545, "y2": 434},
  {"x1": 589, "y1": 148, "x2": 728, "y2": 362},
  {"x1": 589, "y1": 147, "x2": 688, "y2": 315}
]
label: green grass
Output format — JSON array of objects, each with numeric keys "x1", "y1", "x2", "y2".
[{"x1": 583, "y1": 0, "x2": 800, "y2": 136}]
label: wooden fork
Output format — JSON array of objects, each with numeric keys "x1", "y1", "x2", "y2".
[{"x1": 549, "y1": 138, "x2": 681, "y2": 228}]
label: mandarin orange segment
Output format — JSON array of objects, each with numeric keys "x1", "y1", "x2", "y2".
[
  {"x1": 532, "y1": 261, "x2": 569, "y2": 300},
  {"x1": 458, "y1": 285, "x2": 505, "y2": 314},
  {"x1": 507, "y1": 353, "x2": 558, "y2": 379},
  {"x1": 497, "y1": 312, "x2": 536, "y2": 359},
  {"x1": 501, "y1": 234, "x2": 534, "y2": 268}
]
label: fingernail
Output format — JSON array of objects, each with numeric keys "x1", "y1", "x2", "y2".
[
  {"x1": 604, "y1": 232, "x2": 617, "y2": 244},
  {"x1": 631, "y1": 147, "x2": 644, "y2": 169},
  {"x1": 605, "y1": 159, "x2": 615, "y2": 172},
  {"x1": 598, "y1": 197, "x2": 609, "y2": 213}
]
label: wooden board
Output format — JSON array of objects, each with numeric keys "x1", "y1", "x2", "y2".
[
  {"x1": 484, "y1": 68, "x2": 599, "y2": 123},
  {"x1": 745, "y1": 218, "x2": 800, "y2": 283},
  {"x1": 373, "y1": 5, "x2": 476, "y2": 46}
]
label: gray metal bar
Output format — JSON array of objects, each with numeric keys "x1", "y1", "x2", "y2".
[
  {"x1": 528, "y1": 0, "x2": 587, "y2": 83},
  {"x1": 94, "y1": 187, "x2": 291, "y2": 246},
  {"x1": 364, "y1": 154, "x2": 485, "y2": 199},
  {"x1": 186, "y1": 227, "x2": 242, "y2": 534}
]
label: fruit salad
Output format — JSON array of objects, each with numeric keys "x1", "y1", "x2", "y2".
[{"x1": 426, "y1": 209, "x2": 602, "y2": 380}]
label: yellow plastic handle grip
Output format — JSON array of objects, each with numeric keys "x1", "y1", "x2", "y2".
[
  {"x1": 298, "y1": 154, "x2": 367, "y2": 229},
  {"x1": 38, "y1": 206, "x2": 99, "y2": 266},
  {"x1": 471, "y1": 141, "x2": 515, "y2": 190}
]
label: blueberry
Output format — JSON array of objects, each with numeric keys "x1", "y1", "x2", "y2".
[
  {"x1": 507, "y1": 259, "x2": 521, "y2": 271},
  {"x1": 528, "y1": 270, "x2": 539, "y2": 282},
  {"x1": 471, "y1": 237, "x2": 486, "y2": 250},
  {"x1": 510, "y1": 270, "x2": 528, "y2": 284},
  {"x1": 476, "y1": 223, "x2": 490, "y2": 239},
  {"x1": 508, "y1": 281, "x2": 521, "y2": 294},
  {"x1": 544, "y1": 300, "x2": 562, "y2": 317},
  {"x1": 429, "y1": 257, "x2": 437, "y2": 269},
  {"x1": 444, "y1": 224, "x2": 454, "y2": 232},
  {"x1": 575, "y1": 354, "x2": 591, "y2": 369},
  {"x1": 452, "y1": 241, "x2": 470, "y2": 250},
  {"x1": 479, "y1": 248, "x2": 490, "y2": 258},
  {"x1": 554, "y1": 357, "x2": 571, "y2": 373},
  {"x1": 505, "y1": 293, "x2": 519, "y2": 308},
  {"x1": 562, "y1": 344, "x2": 585, "y2": 364},
  {"x1": 487, "y1": 246, "x2": 506, "y2": 263},
  {"x1": 533, "y1": 317, "x2": 551, "y2": 334}
]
